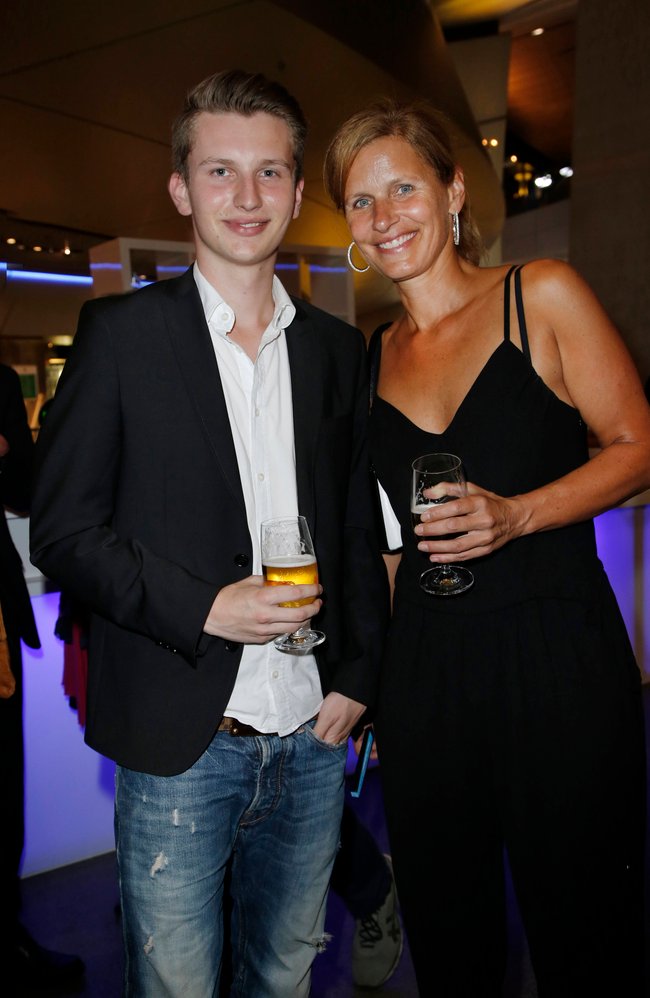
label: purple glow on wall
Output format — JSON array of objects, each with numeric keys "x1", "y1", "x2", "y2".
[{"x1": 22, "y1": 591, "x2": 115, "y2": 877}]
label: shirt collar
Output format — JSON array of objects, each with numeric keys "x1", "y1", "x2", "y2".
[{"x1": 193, "y1": 262, "x2": 296, "y2": 337}]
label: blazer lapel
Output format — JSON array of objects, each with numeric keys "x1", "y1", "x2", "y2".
[
  {"x1": 160, "y1": 270, "x2": 246, "y2": 509},
  {"x1": 286, "y1": 302, "x2": 324, "y2": 529}
]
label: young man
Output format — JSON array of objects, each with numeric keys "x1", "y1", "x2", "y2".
[{"x1": 30, "y1": 70, "x2": 388, "y2": 997}]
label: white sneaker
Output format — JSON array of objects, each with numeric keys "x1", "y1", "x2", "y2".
[{"x1": 352, "y1": 854, "x2": 403, "y2": 988}]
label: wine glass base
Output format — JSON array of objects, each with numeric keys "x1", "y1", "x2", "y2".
[
  {"x1": 420, "y1": 565, "x2": 474, "y2": 597},
  {"x1": 274, "y1": 630, "x2": 326, "y2": 655}
]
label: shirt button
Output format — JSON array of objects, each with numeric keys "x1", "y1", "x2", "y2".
[
  {"x1": 272, "y1": 670, "x2": 279, "y2": 679},
  {"x1": 234, "y1": 553, "x2": 249, "y2": 568},
  {"x1": 255, "y1": 408, "x2": 260, "y2": 417},
  {"x1": 258, "y1": 472, "x2": 264, "y2": 482}
]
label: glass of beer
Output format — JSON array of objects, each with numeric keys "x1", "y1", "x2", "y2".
[{"x1": 261, "y1": 515, "x2": 325, "y2": 654}]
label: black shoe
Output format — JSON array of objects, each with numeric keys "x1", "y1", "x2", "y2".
[{"x1": 10, "y1": 925, "x2": 85, "y2": 989}]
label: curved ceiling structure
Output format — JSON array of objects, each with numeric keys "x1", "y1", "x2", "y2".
[{"x1": 0, "y1": 1, "x2": 573, "y2": 315}]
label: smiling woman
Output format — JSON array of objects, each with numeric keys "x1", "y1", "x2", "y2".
[
  {"x1": 323, "y1": 95, "x2": 650, "y2": 998},
  {"x1": 324, "y1": 99, "x2": 483, "y2": 270}
]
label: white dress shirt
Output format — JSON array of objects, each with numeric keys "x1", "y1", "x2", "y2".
[
  {"x1": 194, "y1": 263, "x2": 323, "y2": 735},
  {"x1": 378, "y1": 479, "x2": 403, "y2": 551}
]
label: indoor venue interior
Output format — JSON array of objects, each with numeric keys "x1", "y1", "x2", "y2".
[{"x1": 1, "y1": 1, "x2": 649, "y2": 995}]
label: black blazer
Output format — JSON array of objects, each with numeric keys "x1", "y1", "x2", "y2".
[
  {"x1": 30, "y1": 269, "x2": 389, "y2": 775},
  {"x1": 0, "y1": 364, "x2": 40, "y2": 652}
]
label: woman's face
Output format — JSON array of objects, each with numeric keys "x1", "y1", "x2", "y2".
[{"x1": 343, "y1": 134, "x2": 463, "y2": 283}]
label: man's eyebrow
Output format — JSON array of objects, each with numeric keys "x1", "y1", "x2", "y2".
[{"x1": 198, "y1": 156, "x2": 293, "y2": 169}]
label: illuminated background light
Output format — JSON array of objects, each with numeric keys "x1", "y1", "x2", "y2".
[{"x1": 7, "y1": 268, "x2": 93, "y2": 286}]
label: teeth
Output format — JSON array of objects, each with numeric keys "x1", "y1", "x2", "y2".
[{"x1": 379, "y1": 232, "x2": 414, "y2": 250}]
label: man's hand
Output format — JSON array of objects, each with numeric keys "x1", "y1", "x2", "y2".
[
  {"x1": 203, "y1": 575, "x2": 322, "y2": 645},
  {"x1": 314, "y1": 691, "x2": 366, "y2": 745}
]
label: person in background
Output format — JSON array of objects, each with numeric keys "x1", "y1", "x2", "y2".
[
  {"x1": 331, "y1": 800, "x2": 402, "y2": 989},
  {"x1": 323, "y1": 97, "x2": 650, "y2": 997},
  {"x1": 30, "y1": 70, "x2": 388, "y2": 998},
  {"x1": 0, "y1": 362, "x2": 85, "y2": 988}
]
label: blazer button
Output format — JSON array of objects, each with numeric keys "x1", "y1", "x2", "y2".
[
  {"x1": 224, "y1": 641, "x2": 240, "y2": 653},
  {"x1": 234, "y1": 553, "x2": 249, "y2": 568}
]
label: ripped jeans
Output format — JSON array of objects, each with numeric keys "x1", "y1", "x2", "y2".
[{"x1": 114, "y1": 720, "x2": 347, "y2": 997}]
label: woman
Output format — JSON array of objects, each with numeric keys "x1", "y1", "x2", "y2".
[{"x1": 324, "y1": 99, "x2": 650, "y2": 997}]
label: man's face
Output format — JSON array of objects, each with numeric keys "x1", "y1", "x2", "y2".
[{"x1": 169, "y1": 111, "x2": 303, "y2": 274}]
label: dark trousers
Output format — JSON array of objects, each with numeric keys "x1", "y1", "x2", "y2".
[
  {"x1": 375, "y1": 595, "x2": 647, "y2": 998},
  {"x1": 0, "y1": 633, "x2": 25, "y2": 950},
  {"x1": 329, "y1": 803, "x2": 391, "y2": 919}
]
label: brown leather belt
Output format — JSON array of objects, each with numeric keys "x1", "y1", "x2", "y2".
[{"x1": 217, "y1": 716, "x2": 278, "y2": 737}]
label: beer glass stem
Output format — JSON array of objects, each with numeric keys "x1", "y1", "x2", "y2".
[{"x1": 287, "y1": 625, "x2": 310, "y2": 645}]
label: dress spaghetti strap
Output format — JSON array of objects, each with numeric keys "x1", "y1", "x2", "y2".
[
  {"x1": 513, "y1": 265, "x2": 532, "y2": 365},
  {"x1": 503, "y1": 265, "x2": 517, "y2": 343},
  {"x1": 503, "y1": 264, "x2": 532, "y2": 365}
]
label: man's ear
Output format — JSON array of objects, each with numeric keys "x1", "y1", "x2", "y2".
[
  {"x1": 292, "y1": 177, "x2": 305, "y2": 220},
  {"x1": 448, "y1": 168, "x2": 466, "y2": 214},
  {"x1": 168, "y1": 172, "x2": 192, "y2": 217}
]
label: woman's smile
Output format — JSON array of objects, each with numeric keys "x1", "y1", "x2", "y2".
[{"x1": 377, "y1": 231, "x2": 417, "y2": 251}]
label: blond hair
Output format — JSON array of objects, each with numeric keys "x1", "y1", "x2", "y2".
[{"x1": 171, "y1": 69, "x2": 307, "y2": 183}]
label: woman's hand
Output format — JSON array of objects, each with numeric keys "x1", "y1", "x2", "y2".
[{"x1": 414, "y1": 482, "x2": 526, "y2": 562}]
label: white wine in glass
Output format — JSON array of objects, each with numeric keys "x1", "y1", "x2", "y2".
[
  {"x1": 261, "y1": 515, "x2": 325, "y2": 653},
  {"x1": 411, "y1": 453, "x2": 474, "y2": 596}
]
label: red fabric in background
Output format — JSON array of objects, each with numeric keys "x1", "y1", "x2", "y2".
[{"x1": 61, "y1": 620, "x2": 88, "y2": 727}]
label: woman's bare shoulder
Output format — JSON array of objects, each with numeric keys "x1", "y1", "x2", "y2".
[{"x1": 516, "y1": 258, "x2": 590, "y2": 301}]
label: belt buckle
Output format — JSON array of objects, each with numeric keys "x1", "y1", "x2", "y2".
[{"x1": 220, "y1": 716, "x2": 259, "y2": 737}]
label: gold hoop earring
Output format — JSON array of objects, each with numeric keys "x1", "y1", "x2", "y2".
[{"x1": 347, "y1": 241, "x2": 370, "y2": 274}]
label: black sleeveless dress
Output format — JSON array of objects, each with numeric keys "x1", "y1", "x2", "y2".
[{"x1": 367, "y1": 266, "x2": 646, "y2": 996}]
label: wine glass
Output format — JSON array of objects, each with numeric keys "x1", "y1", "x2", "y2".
[
  {"x1": 411, "y1": 453, "x2": 474, "y2": 596},
  {"x1": 260, "y1": 515, "x2": 326, "y2": 654}
]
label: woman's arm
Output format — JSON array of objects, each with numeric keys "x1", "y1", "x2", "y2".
[
  {"x1": 416, "y1": 259, "x2": 650, "y2": 562},
  {"x1": 383, "y1": 552, "x2": 401, "y2": 611}
]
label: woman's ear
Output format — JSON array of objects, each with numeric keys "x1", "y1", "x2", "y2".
[{"x1": 448, "y1": 168, "x2": 466, "y2": 214}]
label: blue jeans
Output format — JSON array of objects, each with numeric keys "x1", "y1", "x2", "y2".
[{"x1": 115, "y1": 721, "x2": 347, "y2": 997}]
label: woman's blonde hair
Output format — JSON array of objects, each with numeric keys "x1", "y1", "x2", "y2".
[{"x1": 323, "y1": 97, "x2": 483, "y2": 265}]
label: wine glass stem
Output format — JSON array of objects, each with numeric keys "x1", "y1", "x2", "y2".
[{"x1": 287, "y1": 625, "x2": 310, "y2": 644}]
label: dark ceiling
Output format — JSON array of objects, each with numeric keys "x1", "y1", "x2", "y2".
[
  {"x1": 435, "y1": 0, "x2": 576, "y2": 166},
  {"x1": 0, "y1": 0, "x2": 576, "y2": 305},
  {"x1": 506, "y1": 17, "x2": 575, "y2": 165}
]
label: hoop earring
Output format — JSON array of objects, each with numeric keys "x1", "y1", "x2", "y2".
[
  {"x1": 347, "y1": 241, "x2": 370, "y2": 274},
  {"x1": 451, "y1": 211, "x2": 460, "y2": 247}
]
